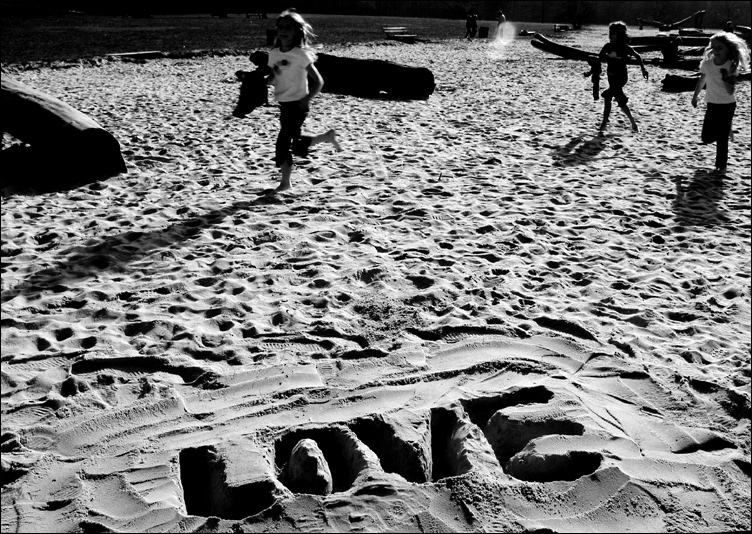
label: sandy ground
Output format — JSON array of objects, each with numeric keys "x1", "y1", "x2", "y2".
[{"x1": 1, "y1": 25, "x2": 751, "y2": 533}]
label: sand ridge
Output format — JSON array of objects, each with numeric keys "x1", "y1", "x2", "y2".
[{"x1": 1, "y1": 26, "x2": 750, "y2": 532}]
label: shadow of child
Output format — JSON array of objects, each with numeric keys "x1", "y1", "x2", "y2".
[{"x1": 672, "y1": 169, "x2": 728, "y2": 227}]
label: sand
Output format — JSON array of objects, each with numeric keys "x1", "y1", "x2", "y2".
[{"x1": 1, "y1": 25, "x2": 750, "y2": 533}]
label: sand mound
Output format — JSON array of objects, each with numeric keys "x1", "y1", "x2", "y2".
[{"x1": 2, "y1": 26, "x2": 750, "y2": 533}]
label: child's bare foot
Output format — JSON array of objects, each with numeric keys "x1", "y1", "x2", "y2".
[
  {"x1": 631, "y1": 123, "x2": 639, "y2": 132},
  {"x1": 275, "y1": 181, "x2": 291, "y2": 192},
  {"x1": 326, "y1": 129, "x2": 342, "y2": 152}
]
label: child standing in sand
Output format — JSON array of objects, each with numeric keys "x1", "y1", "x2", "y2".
[
  {"x1": 267, "y1": 10, "x2": 341, "y2": 192},
  {"x1": 598, "y1": 21, "x2": 649, "y2": 133},
  {"x1": 691, "y1": 31, "x2": 750, "y2": 173}
]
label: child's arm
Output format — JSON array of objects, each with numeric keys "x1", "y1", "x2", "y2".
[
  {"x1": 598, "y1": 44, "x2": 609, "y2": 61},
  {"x1": 721, "y1": 60, "x2": 738, "y2": 95},
  {"x1": 691, "y1": 73, "x2": 706, "y2": 108},
  {"x1": 629, "y1": 46, "x2": 649, "y2": 80},
  {"x1": 299, "y1": 63, "x2": 324, "y2": 108}
]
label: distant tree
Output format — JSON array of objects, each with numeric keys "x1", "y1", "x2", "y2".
[
  {"x1": 560, "y1": 0, "x2": 591, "y2": 29},
  {"x1": 441, "y1": 1, "x2": 468, "y2": 19},
  {"x1": 718, "y1": 0, "x2": 742, "y2": 24},
  {"x1": 648, "y1": 2, "x2": 677, "y2": 25}
]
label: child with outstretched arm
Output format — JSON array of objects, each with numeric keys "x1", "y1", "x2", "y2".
[{"x1": 598, "y1": 21, "x2": 649, "y2": 133}]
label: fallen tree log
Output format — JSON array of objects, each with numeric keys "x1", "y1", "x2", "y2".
[
  {"x1": 531, "y1": 33, "x2": 598, "y2": 61},
  {"x1": 661, "y1": 71, "x2": 752, "y2": 92},
  {"x1": 630, "y1": 34, "x2": 710, "y2": 46},
  {"x1": 660, "y1": 73, "x2": 702, "y2": 92},
  {"x1": 315, "y1": 53, "x2": 435, "y2": 100},
  {"x1": 531, "y1": 33, "x2": 701, "y2": 70},
  {"x1": 233, "y1": 51, "x2": 435, "y2": 111},
  {"x1": 1, "y1": 76, "x2": 127, "y2": 181},
  {"x1": 531, "y1": 33, "x2": 636, "y2": 63}
]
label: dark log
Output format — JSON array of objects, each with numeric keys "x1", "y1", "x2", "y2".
[
  {"x1": 661, "y1": 72, "x2": 752, "y2": 92},
  {"x1": 315, "y1": 53, "x2": 435, "y2": 100},
  {"x1": 531, "y1": 33, "x2": 599, "y2": 62},
  {"x1": 647, "y1": 56, "x2": 700, "y2": 70},
  {"x1": 1, "y1": 76, "x2": 127, "y2": 181},
  {"x1": 630, "y1": 34, "x2": 710, "y2": 46},
  {"x1": 630, "y1": 33, "x2": 711, "y2": 46},
  {"x1": 531, "y1": 33, "x2": 700, "y2": 71},
  {"x1": 232, "y1": 51, "x2": 435, "y2": 119},
  {"x1": 661, "y1": 73, "x2": 702, "y2": 92},
  {"x1": 236, "y1": 51, "x2": 435, "y2": 102}
]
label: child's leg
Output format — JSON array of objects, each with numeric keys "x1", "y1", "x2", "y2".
[
  {"x1": 599, "y1": 97, "x2": 612, "y2": 131},
  {"x1": 273, "y1": 103, "x2": 307, "y2": 191},
  {"x1": 309, "y1": 130, "x2": 342, "y2": 151},
  {"x1": 620, "y1": 104, "x2": 639, "y2": 132},
  {"x1": 599, "y1": 81, "x2": 617, "y2": 131},
  {"x1": 714, "y1": 103, "x2": 736, "y2": 171},
  {"x1": 612, "y1": 87, "x2": 638, "y2": 131},
  {"x1": 700, "y1": 106, "x2": 716, "y2": 144},
  {"x1": 278, "y1": 160, "x2": 293, "y2": 191},
  {"x1": 292, "y1": 129, "x2": 342, "y2": 159},
  {"x1": 274, "y1": 129, "x2": 293, "y2": 191}
]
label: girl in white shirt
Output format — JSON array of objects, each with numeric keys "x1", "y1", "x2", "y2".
[
  {"x1": 691, "y1": 32, "x2": 750, "y2": 173},
  {"x1": 268, "y1": 10, "x2": 341, "y2": 192}
]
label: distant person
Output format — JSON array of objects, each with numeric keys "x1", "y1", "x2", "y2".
[
  {"x1": 691, "y1": 31, "x2": 750, "y2": 173},
  {"x1": 465, "y1": 13, "x2": 478, "y2": 40},
  {"x1": 495, "y1": 10, "x2": 506, "y2": 39},
  {"x1": 598, "y1": 21, "x2": 649, "y2": 134},
  {"x1": 496, "y1": 10, "x2": 506, "y2": 29},
  {"x1": 266, "y1": 10, "x2": 341, "y2": 192}
]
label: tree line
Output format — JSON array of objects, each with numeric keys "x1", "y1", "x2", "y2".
[{"x1": 4, "y1": 0, "x2": 750, "y2": 29}]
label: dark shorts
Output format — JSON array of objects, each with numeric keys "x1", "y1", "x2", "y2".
[
  {"x1": 602, "y1": 73, "x2": 629, "y2": 107},
  {"x1": 275, "y1": 101, "x2": 312, "y2": 167}
]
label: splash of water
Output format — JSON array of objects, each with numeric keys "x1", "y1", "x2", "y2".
[{"x1": 487, "y1": 21, "x2": 517, "y2": 60}]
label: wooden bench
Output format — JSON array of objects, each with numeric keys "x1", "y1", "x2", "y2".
[
  {"x1": 107, "y1": 51, "x2": 164, "y2": 60},
  {"x1": 382, "y1": 26, "x2": 417, "y2": 44}
]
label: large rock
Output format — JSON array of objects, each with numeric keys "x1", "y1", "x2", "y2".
[
  {"x1": 284, "y1": 438, "x2": 333, "y2": 495},
  {"x1": 1, "y1": 76, "x2": 127, "y2": 185}
]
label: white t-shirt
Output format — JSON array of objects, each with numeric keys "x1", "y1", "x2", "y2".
[
  {"x1": 700, "y1": 57, "x2": 737, "y2": 104},
  {"x1": 268, "y1": 47, "x2": 314, "y2": 102}
]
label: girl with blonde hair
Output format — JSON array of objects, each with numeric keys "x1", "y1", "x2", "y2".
[
  {"x1": 691, "y1": 31, "x2": 750, "y2": 173},
  {"x1": 267, "y1": 10, "x2": 341, "y2": 192}
]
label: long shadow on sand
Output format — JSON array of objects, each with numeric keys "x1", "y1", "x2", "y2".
[
  {"x1": 1, "y1": 145, "x2": 107, "y2": 196},
  {"x1": 671, "y1": 169, "x2": 728, "y2": 228},
  {"x1": 1, "y1": 196, "x2": 281, "y2": 304},
  {"x1": 551, "y1": 135, "x2": 607, "y2": 166}
]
